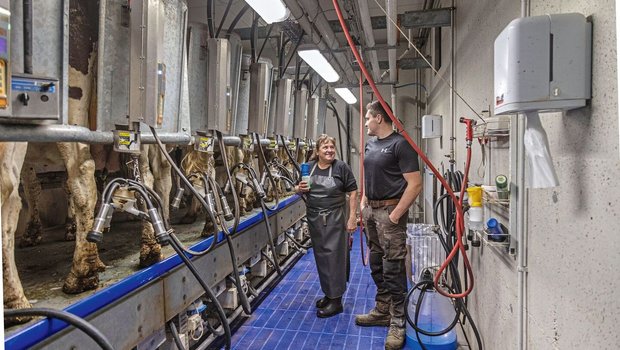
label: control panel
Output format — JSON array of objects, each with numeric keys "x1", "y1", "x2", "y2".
[
  {"x1": 9, "y1": 74, "x2": 60, "y2": 120},
  {"x1": 0, "y1": 2, "x2": 10, "y2": 117}
]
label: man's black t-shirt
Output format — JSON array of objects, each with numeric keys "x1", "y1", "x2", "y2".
[
  {"x1": 309, "y1": 159, "x2": 358, "y2": 193},
  {"x1": 364, "y1": 132, "x2": 419, "y2": 200}
]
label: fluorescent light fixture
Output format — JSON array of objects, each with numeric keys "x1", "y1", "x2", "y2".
[
  {"x1": 334, "y1": 88, "x2": 357, "y2": 104},
  {"x1": 298, "y1": 47, "x2": 340, "y2": 83},
  {"x1": 244, "y1": 0, "x2": 290, "y2": 24}
]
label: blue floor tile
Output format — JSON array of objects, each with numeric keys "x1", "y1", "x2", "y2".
[{"x1": 224, "y1": 229, "x2": 391, "y2": 349}]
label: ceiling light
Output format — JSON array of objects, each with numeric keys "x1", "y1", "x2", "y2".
[
  {"x1": 244, "y1": 0, "x2": 290, "y2": 24},
  {"x1": 298, "y1": 47, "x2": 340, "y2": 83},
  {"x1": 334, "y1": 88, "x2": 357, "y2": 104}
]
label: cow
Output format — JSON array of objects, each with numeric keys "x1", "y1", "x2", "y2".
[{"x1": 1, "y1": 0, "x2": 171, "y2": 326}]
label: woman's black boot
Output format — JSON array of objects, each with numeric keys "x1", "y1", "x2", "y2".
[
  {"x1": 316, "y1": 296, "x2": 329, "y2": 308},
  {"x1": 317, "y1": 297, "x2": 343, "y2": 318}
]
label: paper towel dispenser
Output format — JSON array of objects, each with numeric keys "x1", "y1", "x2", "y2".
[
  {"x1": 422, "y1": 114, "x2": 442, "y2": 139},
  {"x1": 494, "y1": 13, "x2": 592, "y2": 115}
]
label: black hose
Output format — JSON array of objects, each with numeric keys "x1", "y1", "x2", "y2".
[
  {"x1": 206, "y1": 0, "x2": 215, "y2": 38},
  {"x1": 225, "y1": 4, "x2": 250, "y2": 36},
  {"x1": 168, "y1": 321, "x2": 186, "y2": 350},
  {"x1": 427, "y1": 171, "x2": 483, "y2": 350},
  {"x1": 335, "y1": 107, "x2": 344, "y2": 159},
  {"x1": 253, "y1": 133, "x2": 279, "y2": 211},
  {"x1": 251, "y1": 15, "x2": 259, "y2": 63},
  {"x1": 278, "y1": 38, "x2": 291, "y2": 75},
  {"x1": 203, "y1": 146, "x2": 252, "y2": 315},
  {"x1": 279, "y1": 135, "x2": 301, "y2": 181},
  {"x1": 229, "y1": 159, "x2": 282, "y2": 275},
  {"x1": 168, "y1": 238, "x2": 231, "y2": 349},
  {"x1": 150, "y1": 126, "x2": 219, "y2": 254},
  {"x1": 5, "y1": 308, "x2": 114, "y2": 350},
  {"x1": 23, "y1": 0, "x2": 33, "y2": 74},
  {"x1": 280, "y1": 34, "x2": 305, "y2": 79},
  {"x1": 215, "y1": 0, "x2": 233, "y2": 38},
  {"x1": 406, "y1": 281, "x2": 460, "y2": 337},
  {"x1": 259, "y1": 199, "x2": 282, "y2": 275},
  {"x1": 256, "y1": 25, "x2": 274, "y2": 62}
]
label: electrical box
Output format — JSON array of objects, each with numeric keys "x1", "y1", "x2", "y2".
[
  {"x1": 247, "y1": 59, "x2": 273, "y2": 135},
  {"x1": 129, "y1": 0, "x2": 165, "y2": 128},
  {"x1": 494, "y1": 13, "x2": 592, "y2": 115},
  {"x1": 306, "y1": 96, "x2": 319, "y2": 140},
  {"x1": 10, "y1": 74, "x2": 59, "y2": 120},
  {"x1": 205, "y1": 37, "x2": 243, "y2": 134},
  {"x1": 271, "y1": 78, "x2": 293, "y2": 137},
  {"x1": 422, "y1": 114, "x2": 442, "y2": 139},
  {"x1": 292, "y1": 85, "x2": 308, "y2": 139},
  {"x1": 0, "y1": 1, "x2": 10, "y2": 117}
]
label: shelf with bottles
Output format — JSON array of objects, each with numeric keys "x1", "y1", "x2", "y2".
[
  {"x1": 474, "y1": 229, "x2": 511, "y2": 249},
  {"x1": 482, "y1": 187, "x2": 510, "y2": 209},
  {"x1": 473, "y1": 116, "x2": 511, "y2": 140}
]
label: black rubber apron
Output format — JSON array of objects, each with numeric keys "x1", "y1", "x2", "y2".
[{"x1": 306, "y1": 162, "x2": 348, "y2": 299}]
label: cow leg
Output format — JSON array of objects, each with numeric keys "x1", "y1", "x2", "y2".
[
  {"x1": 19, "y1": 166, "x2": 43, "y2": 247},
  {"x1": 179, "y1": 195, "x2": 199, "y2": 224},
  {"x1": 64, "y1": 181, "x2": 77, "y2": 241},
  {"x1": 138, "y1": 147, "x2": 163, "y2": 268},
  {"x1": 2, "y1": 142, "x2": 32, "y2": 325},
  {"x1": 58, "y1": 142, "x2": 105, "y2": 294}
]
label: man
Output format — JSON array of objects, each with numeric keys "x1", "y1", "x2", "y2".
[{"x1": 356, "y1": 101, "x2": 422, "y2": 350}]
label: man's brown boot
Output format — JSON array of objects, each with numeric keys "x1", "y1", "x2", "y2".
[
  {"x1": 384, "y1": 325, "x2": 406, "y2": 350},
  {"x1": 355, "y1": 302, "x2": 391, "y2": 327}
]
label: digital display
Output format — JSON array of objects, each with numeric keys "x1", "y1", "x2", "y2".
[{"x1": 0, "y1": 37, "x2": 6, "y2": 55}]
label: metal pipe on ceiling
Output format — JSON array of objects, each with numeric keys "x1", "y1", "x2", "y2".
[
  {"x1": 386, "y1": 0, "x2": 398, "y2": 83},
  {"x1": 357, "y1": 0, "x2": 382, "y2": 82}
]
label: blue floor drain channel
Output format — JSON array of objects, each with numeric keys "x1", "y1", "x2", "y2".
[{"x1": 223, "y1": 230, "x2": 388, "y2": 350}]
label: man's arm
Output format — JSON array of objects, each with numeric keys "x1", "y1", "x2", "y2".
[{"x1": 388, "y1": 171, "x2": 422, "y2": 224}]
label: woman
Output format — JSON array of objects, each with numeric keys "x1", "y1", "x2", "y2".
[{"x1": 296, "y1": 134, "x2": 358, "y2": 318}]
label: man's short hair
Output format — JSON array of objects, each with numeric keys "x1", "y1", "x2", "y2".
[{"x1": 366, "y1": 100, "x2": 393, "y2": 124}]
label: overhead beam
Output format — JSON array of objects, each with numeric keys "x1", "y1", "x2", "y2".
[
  {"x1": 329, "y1": 7, "x2": 452, "y2": 32},
  {"x1": 351, "y1": 57, "x2": 431, "y2": 70},
  {"x1": 233, "y1": 8, "x2": 452, "y2": 40}
]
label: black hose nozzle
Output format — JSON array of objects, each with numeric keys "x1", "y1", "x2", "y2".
[
  {"x1": 171, "y1": 187, "x2": 185, "y2": 210},
  {"x1": 220, "y1": 195, "x2": 234, "y2": 221},
  {"x1": 87, "y1": 203, "x2": 113, "y2": 243}
]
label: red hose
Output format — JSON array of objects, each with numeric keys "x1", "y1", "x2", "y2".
[
  {"x1": 358, "y1": 71, "x2": 369, "y2": 266},
  {"x1": 331, "y1": 0, "x2": 474, "y2": 298}
]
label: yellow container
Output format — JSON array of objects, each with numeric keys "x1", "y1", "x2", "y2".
[{"x1": 466, "y1": 186, "x2": 483, "y2": 207}]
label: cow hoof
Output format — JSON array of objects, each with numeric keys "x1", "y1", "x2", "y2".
[
  {"x1": 62, "y1": 272, "x2": 99, "y2": 294},
  {"x1": 200, "y1": 230, "x2": 215, "y2": 238},
  {"x1": 64, "y1": 225, "x2": 77, "y2": 241},
  {"x1": 4, "y1": 298, "x2": 33, "y2": 326},
  {"x1": 19, "y1": 222, "x2": 43, "y2": 247},
  {"x1": 94, "y1": 258, "x2": 107, "y2": 272},
  {"x1": 139, "y1": 246, "x2": 163, "y2": 268},
  {"x1": 18, "y1": 235, "x2": 42, "y2": 248}
]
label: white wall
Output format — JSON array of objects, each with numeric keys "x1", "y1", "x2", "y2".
[{"x1": 423, "y1": 0, "x2": 619, "y2": 348}]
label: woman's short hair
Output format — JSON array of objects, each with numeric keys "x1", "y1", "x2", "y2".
[{"x1": 310, "y1": 134, "x2": 337, "y2": 161}]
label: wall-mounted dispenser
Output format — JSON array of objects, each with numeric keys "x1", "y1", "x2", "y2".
[
  {"x1": 494, "y1": 13, "x2": 592, "y2": 115},
  {"x1": 422, "y1": 114, "x2": 442, "y2": 139}
]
